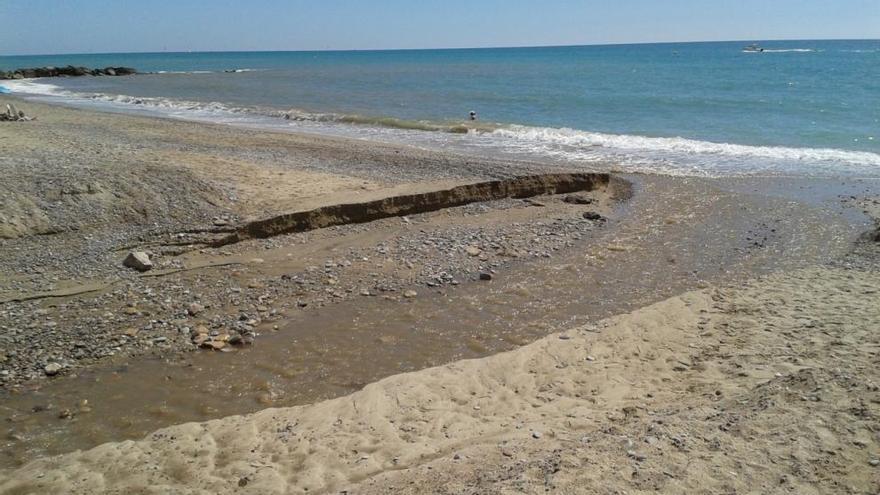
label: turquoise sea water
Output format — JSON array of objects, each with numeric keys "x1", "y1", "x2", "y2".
[{"x1": 2, "y1": 40, "x2": 879, "y2": 177}]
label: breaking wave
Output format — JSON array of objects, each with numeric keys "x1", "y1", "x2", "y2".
[{"x1": 4, "y1": 78, "x2": 880, "y2": 178}]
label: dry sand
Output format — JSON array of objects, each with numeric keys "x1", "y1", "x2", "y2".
[{"x1": 2, "y1": 260, "x2": 877, "y2": 494}]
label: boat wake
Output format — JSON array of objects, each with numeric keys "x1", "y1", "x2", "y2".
[{"x1": 761, "y1": 48, "x2": 816, "y2": 53}]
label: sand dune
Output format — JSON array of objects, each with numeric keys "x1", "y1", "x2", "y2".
[{"x1": 2, "y1": 262, "x2": 878, "y2": 494}]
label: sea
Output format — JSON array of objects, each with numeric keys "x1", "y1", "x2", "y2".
[{"x1": 2, "y1": 40, "x2": 879, "y2": 177}]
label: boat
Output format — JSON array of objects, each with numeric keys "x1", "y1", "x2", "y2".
[{"x1": 743, "y1": 44, "x2": 764, "y2": 53}]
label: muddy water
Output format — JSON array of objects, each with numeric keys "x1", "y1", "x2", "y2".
[{"x1": 0, "y1": 175, "x2": 870, "y2": 469}]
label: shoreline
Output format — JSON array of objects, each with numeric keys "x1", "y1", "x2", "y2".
[
  {"x1": 6, "y1": 78, "x2": 880, "y2": 180},
  {"x1": 1, "y1": 95, "x2": 879, "y2": 491}
]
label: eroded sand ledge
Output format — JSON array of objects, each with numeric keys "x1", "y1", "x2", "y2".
[
  {"x1": 213, "y1": 172, "x2": 615, "y2": 247},
  {"x1": 2, "y1": 263, "x2": 877, "y2": 494}
]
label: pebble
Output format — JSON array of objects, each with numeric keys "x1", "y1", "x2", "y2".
[
  {"x1": 43, "y1": 363, "x2": 63, "y2": 376},
  {"x1": 466, "y1": 246, "x2": 482, "y2": 257},
  {"x1": 627, "y1": 450, "x2": 648, "y2": 462},
  {"x1": 403, "y1": 290, "x2": 418, "y2": 299},
  {"x1": 562, "y1": 194, "x2": 594, "y2": 205},
  {"x1": 870, "y1": 459, "x2": 879, "y2": 467},
  {"x1": 532, "y1": 431, "x2": 542, "y2": 439},
  {"x1": 479, "y1": 272, "x2": 493, "y2": 281},
  {"x1": 187, "y1": 303, "x2": 205, "y2": 316}
]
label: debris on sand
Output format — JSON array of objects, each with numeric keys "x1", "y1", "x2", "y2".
[{"x1": 1, "y1": 103, "x2": 35, "y2": 121}]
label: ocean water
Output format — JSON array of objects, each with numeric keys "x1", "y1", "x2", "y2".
[{"x1": 2, "y1": 40, "x2": 879, "y2": 177}]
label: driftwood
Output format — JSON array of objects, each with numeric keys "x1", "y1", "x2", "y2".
[{"x1": 1, "y1": 103, "x2": 35, "y2": 122}]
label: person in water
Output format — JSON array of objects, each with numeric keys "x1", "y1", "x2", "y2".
[{"x1": 469, "y1": 111, "x2": 477, "y2": 121}]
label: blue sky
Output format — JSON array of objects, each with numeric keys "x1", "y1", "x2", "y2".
[{"x1": 2, "y1": 0, "x2": 878, "y2": 55}]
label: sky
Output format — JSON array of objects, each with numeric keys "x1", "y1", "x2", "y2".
[{"x1": 1, "y1": 0, "x2": 879, "y2": 55}]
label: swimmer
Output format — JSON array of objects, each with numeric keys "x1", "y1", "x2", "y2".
[{"x1": 469, "y1": 110, "x2": 477, "y2": 121}]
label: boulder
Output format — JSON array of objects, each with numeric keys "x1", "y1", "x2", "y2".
[
  {"x1": 123, "y1": 251, "x2": 153, "y2": 272},
  {"x1": 0, "y1": 66, "x2": 137, "y2": 80}
]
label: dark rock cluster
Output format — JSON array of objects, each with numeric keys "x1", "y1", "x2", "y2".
[{"x1": 1, "y1": 66, "x2": 136, "y2": 80}]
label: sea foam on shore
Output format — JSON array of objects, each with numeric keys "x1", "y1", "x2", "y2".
[{"x1": 7, "y1": 77, "x2": 880, "y2": 179}]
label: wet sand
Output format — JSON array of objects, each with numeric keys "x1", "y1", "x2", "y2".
[{"x1": 1, "y1": 96, "x2": 879, "y2": 493}]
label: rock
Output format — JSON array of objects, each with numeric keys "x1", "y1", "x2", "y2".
[
  {"x1": 403, "y1": 290, "x2": 418, "y2": 299},
  {"x1": 123, "y1": 251, "x2": 153, "y2": 272},
  {"x1": 43, "y1": 363, "x2": 62, "y2": 376},
  {"x1": 563, "y1": 194, "x2": 594, "y2": 205},
  {"x1": 0, "y1": 66, "x2": 136, "y2": 80},
  {"x1": 187, "y1": 303, "x2": 205, "y2": 316},
  {"x1": 627, "y1": 450, "x2": 647, "y2": 462},
  {"x1": 479, "y1": 272, "x2": 493, "y2": 281},
  {"x1": 532, "y1": 431, "x2": 542, "y2": 439},
  {"x1": 869, "y1": 459, "x2": 879, "y2": 467},
  {"x1": 582, "y1": 212, "x2": 604, "y2": 221},
  {"x1": 465, "y1": 246, "x2": 482, "y2": 257}
]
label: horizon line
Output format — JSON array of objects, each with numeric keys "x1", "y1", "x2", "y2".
[{"x1": 1, "y1": 37, "x2": 877, "y2": 58}]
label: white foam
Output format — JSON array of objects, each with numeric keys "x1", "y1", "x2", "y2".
[
  {"x1": 761, "y1": 48, "x2": 816, "y2": 53},
  {"x1": 5, "y1": 79, "x2": 879, "y2": 178},
  {"x1": 486, "y1": 125, "x2": 880, "y2": 177},
  {"x1": 155, "y1": 70, "x2": 215, "y2": 74},
  {"x1": 1, "y1": 79, "x2": 69, "y2": 96}
]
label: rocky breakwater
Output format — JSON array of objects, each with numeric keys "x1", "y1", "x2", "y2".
[{"x1": 0, "y1": 66, "x2": 136, "y2": 80}]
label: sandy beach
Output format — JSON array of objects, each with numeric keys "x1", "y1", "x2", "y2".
[{"x1": 1, "y1": 96, "x2": 879, "y2": 493}]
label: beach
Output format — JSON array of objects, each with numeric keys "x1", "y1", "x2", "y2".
[{"x1": 0, "y1": 95, "x2": 879, "y2": 493}]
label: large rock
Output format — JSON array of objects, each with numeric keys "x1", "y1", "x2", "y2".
[{"x1": 123, "y1": 251, "x2": 153, "y2": 272}]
